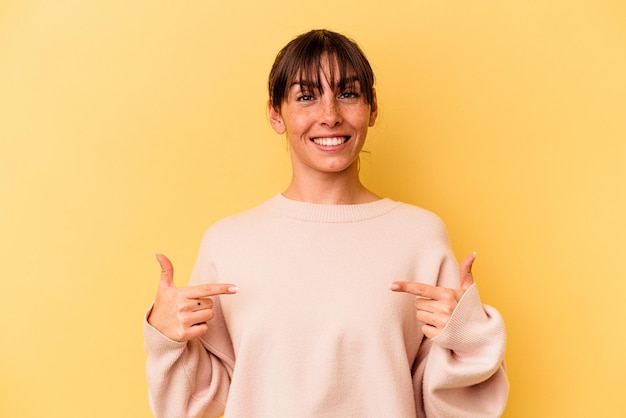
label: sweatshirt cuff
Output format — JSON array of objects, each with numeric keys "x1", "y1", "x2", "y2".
[
  {"x1": 143, "y1": 306, "x2": 187, "y2": 355},
  {"x1": 431, "y1": 284, "x2": 506, "y2": 356}
]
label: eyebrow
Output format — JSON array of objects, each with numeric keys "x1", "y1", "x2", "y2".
[
  {"x1": 289, "y1": 76, "x2": 361, "y2": 89},
  {"x1": 289, "y1": 80, "x2": 317, "y2": 89}
]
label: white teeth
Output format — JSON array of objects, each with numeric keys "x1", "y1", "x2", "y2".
[{"x1": 312, "y1": 137, "x2": 347, "y2": 146}]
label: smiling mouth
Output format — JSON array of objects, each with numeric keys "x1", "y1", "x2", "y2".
[{"x1": 311, "y1": 136, "x2": 349, "y2": 146}]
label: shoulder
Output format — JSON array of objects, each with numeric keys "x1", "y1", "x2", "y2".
[
  {"x1": 392, "y1": 201, "x2": 444, "y2": 222},
  {"x1": 389, "y1": 200, "x2": 449, "y2": 233},
  {"x1": 199, "y1": 197, "x2": 276, "y2": 242}
]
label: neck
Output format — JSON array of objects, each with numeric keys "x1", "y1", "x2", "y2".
[{"x1": 283, "y1": 165, "x2": 380, "y2": 205}]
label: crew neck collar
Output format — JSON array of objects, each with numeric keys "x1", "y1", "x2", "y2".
[{"x1": 264, "y1": 193, "x2": 402, "y2": 223}]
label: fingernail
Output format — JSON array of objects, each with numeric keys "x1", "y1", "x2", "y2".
[
  {"x1": 228, "y1": 286, "x2": 239, "y2": 293},
  {"x1": 389, "y1": 283, "x2": 400, "y2": 291}
]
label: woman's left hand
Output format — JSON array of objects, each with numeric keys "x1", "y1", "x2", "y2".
[{"x1": 389, "y1": 252, "x2": 476, "y2": 339}]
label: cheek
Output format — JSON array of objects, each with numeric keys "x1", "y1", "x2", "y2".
[
  {"x1": 348, "y1": 106, "x2": 374, "y2": 130},
  {"x1": 355, "y1": 114, "x2": 373, "y2": 132},
  {"x1": 283, "y1": 116, "x2": 310, "y2": 137}
]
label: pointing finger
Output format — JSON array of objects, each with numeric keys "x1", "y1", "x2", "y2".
[
  {"x1": 186, "y1": 283, "x2": 239, "y2": 299},
  {"x1": 155, "y1": 253, "x2": 175, "y2": 289},
  {"x1": 459, "y1": 251, "x2": 476, "y2": 291},
  {"x1": 389, "y1": 281, "x2": 441, "y2": 299}
]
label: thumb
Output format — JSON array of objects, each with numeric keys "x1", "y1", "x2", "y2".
[
  {"x1": 155, "y1": 253, "x2": 175, "y2": 289},
  {"x1": 458, "y1": 251, "x2": 476, "y2": 291}
]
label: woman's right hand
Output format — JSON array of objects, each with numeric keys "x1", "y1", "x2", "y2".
[{"x1": 147, "y1": 254, "x2": 238, "y2": 342}]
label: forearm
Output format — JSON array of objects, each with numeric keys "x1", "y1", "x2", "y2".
[
  {"x1": 144, "y1": 313, "x2": 230, "y2": 418},
  {"x1": 418, "y1": 285, "x2": 509, "y2": 417}
]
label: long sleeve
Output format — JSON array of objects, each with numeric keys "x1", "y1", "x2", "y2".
[
  {"x1": 143, "y1": 195, "x2": 509, "y2": 417},
  {"x1": 412, "y1": 283, "x2": 509, "y2": 417},
  {"x1": 143, "y1": 305, "x2": 234, "y2": 418},
  {"x1": 143, "y1": 231, "x2": 236, "y2": 418}
]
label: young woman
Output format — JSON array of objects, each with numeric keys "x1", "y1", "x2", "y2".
[{"x1": 144, "y1": 29, "x2": 508, "y2": 417}]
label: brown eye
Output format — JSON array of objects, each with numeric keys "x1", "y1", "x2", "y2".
[{"x1": 340, "y1": 91, "x2": 359, "y2": 99}]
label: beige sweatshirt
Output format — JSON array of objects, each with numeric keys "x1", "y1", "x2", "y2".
[{"x1": 144, "y1": 194, "x2": 508, "y2": 417}]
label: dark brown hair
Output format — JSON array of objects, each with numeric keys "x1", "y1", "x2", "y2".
[{"x1": 268, "y1": 29, "x2": 375, "y2": 110}]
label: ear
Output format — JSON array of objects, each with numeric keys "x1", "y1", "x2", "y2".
[
  {"x1": 368, "y1": 88, "x2": 378, "y2": 127},
  {"x1": 268, "y1": 100, "x2": 286, "y2": 134}
]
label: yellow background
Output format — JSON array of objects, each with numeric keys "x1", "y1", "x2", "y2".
[{"x1": 1, "y1": 1, "x2": 625, "y2": 417}]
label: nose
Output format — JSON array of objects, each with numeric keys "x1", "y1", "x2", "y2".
[{"x1": 319, "y1": 97, "x2": 342, "y2": 127}]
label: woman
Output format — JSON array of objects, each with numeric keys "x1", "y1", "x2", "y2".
[{"x1": 144, "y1": 29, "x2": 508, "y2": 417}]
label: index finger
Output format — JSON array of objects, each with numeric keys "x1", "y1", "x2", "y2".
[
  {"x1": 185, "y1": 283, "x2": 239, "y2": 299},
  {"x1": 389, "y1": 281, "x2": 439, "y2": 299}
]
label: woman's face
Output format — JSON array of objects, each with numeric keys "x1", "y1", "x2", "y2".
[{"x1": 269, "y1": 55, "x2": 378, "y2": 178}]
